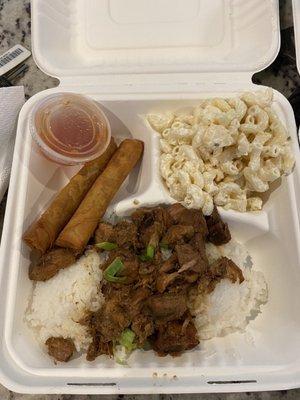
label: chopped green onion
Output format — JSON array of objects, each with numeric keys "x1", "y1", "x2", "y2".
[
  {"x1": 119, "y1": 329, "x2": 136, "y2": 352},
  {"x1": 95, "y1": 242, "x2": 118, "y2": 251},
  {"x1": 159, "y1": 242, "x2": 169, "y2": 250},
  {"x1": 113, "y1": 329, "x2": 137, "y2": 364},
  {"x1": 146, "y1": 245, "x2": 155, "y2": 259},
  {"x1": 104, "y1": 257, "x2": 126, "y2": 283},
  {"x1": 139, "y1": 245, "x2": 155, "y2": 262}
]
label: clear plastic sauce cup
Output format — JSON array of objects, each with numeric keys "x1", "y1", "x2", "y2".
[{"x1": 30, "y1": 93, "x2": 111, "y2": 165}]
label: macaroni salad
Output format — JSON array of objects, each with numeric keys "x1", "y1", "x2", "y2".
[{"x1": 147, "y1": 89, "x2": 295, "y2": 215}]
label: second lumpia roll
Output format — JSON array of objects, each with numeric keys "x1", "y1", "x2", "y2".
[{"x1": 55, "y1": 139, "x2": 144, "y2": 252}]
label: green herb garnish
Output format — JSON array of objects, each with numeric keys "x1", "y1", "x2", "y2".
[
  {"x1": 146, "y1": 244, "x2": 155, "y2": 259},
  {"x1": 139, "y1": 244, "x2": 155, "y2": 262},
  {"x1": 103, "y1": 257, "x2": 126, "y2": 283},
  {"x1": 95, "y1": 242, "x2": 118, "y2": 251},
  {"x1": 113, "y1": 329, "x2": 137, "y2": 365},
  {"x1": 119, "y1": 328, "x2": 137, "y2": 352}
]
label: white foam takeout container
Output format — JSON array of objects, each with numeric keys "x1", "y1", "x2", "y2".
[{"x1": 0, "y1": 0, "x2": 300, "y2": 395}]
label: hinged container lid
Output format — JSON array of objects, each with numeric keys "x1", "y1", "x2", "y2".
[{"x1": 31, "y1": 0, "x2": 280, "y2": 81}]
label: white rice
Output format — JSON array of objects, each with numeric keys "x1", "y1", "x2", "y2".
[
  {"x1": 25, "y1": 250, "x2": 105, "y2": 351},
  {"x1": 190, "y1": 240, "x2": 268, "y2": 340}
]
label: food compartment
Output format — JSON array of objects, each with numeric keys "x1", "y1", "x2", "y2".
[{"x1": 3, "y1": 89, "x2": 300, "y2": 381}]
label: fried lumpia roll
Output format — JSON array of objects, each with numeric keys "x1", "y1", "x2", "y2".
[
  {"x1": 23, "y1": 138, "x2": 117, "y2": 254},
  {"x1": 56, "y1": 139, "x2": 144, "y2": 252}
]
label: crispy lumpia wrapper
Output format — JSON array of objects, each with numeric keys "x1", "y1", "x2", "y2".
[
  {"x1": 23, "y1": 139, "x2": 117, "y2": 254},
  {"x1": 56, "y1": 139, "x2": 144, "y2": 251}
]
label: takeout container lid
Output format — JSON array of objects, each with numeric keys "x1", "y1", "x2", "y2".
[
  {"x1": 3, "y1": 0, "x2": 300, "y2": 396},
  {"x1": 31, "y1": 0, "x2": 280, "y2": 85}
]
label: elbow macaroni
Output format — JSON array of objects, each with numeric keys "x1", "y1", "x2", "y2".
[{"x1": 148, "y1": 89, "x2": 295, "y2": 214}]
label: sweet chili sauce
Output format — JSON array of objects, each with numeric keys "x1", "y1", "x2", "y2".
[{"x1": 31, "y1": 93, "x2": 111, "y2": 165}]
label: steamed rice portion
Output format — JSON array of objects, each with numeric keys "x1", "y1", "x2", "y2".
[
  {"x1": 190, "y1": 240, "x2": 268, "y2": 339},
  {"x1": 26, "y1": 250, "x2": 105, "y2": 351}
]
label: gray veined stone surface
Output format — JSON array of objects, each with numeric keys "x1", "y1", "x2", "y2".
[{"x1": 0, "y1": 0, "x2": 299, "y2": 398}]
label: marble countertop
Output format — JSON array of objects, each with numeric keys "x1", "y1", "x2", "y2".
[{"x1": 0, "y1": 0, "x2": 299, "y2": 399}]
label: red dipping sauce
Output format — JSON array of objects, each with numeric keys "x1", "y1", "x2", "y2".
[{"x1": 30, "y1": 93, "x2": 111, "y2": 165}]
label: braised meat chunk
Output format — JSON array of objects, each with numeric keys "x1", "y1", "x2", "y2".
[
  {"x1": 87, "y1": 286, "x2": 134, "y2": 361},
  {"x1": 115, "y1": 255, "x2": 139, "y2": 284},
  {"x1": 205, "y1": 206, "x2": 231, "y2": 245},
  {"x1": 189, "y1": 232, "x2": 209, "y2": 266},
  {"x1": 198, "y1": 256, "x2": 244, "y2": 295},
  {"x1": 131, "y1": 314, "x2": 154, "y2": 345},
  {"x1": 94, "y1": 222, "x2": 115, "y2": 244},
  {"x1": 29, "y1": 248, "x2": 75, "y2": 281},
  {"x1": 114, "y1": 220, "x2": 139, "y2": 249},
  {"x1": 175, "y1": 244, "x2": 208, "y2": 275},
  {"x1": 168, "y1": 203, "x2": 208, "y2": 238},
  {"x1": 152, "y1": 320, "x2": 199, "y2": 356},
  {"x1": 132, "y1": 206, "x2": 170, "y2": 250},
  {"x1": 86, "y1": 337, "x2": 113, "y2": 361},
  {"x1": 92, "y1": 299, "x2": 131, "y2": 342},
  {"x1": 131, "y1": 206, "x2": 170, "y2": 232},
  {"x1": 210, "y1": 256, "x2": 244, "y2": 284},
  {"x1": 156, "y1": 271, "x2": 180, "y2": 293},
  {"x1": 139, "y1": 221, "x2": 163, "y2": 248},
  {"x1": 162, "y1": 225, "x2": 194, "y2": 247},
  {"x1": 95, "y1": 220, "x2": 139, "y2": 250},
  {"x1": 46, "y1": 337, "x2": 75, "y2": 362},
  {"x1": 159, "y1": 253, "x2": 178, "y2": 273},
  {"x1": 144, "y1": 293, "x2": 187, "y2": 321}
]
